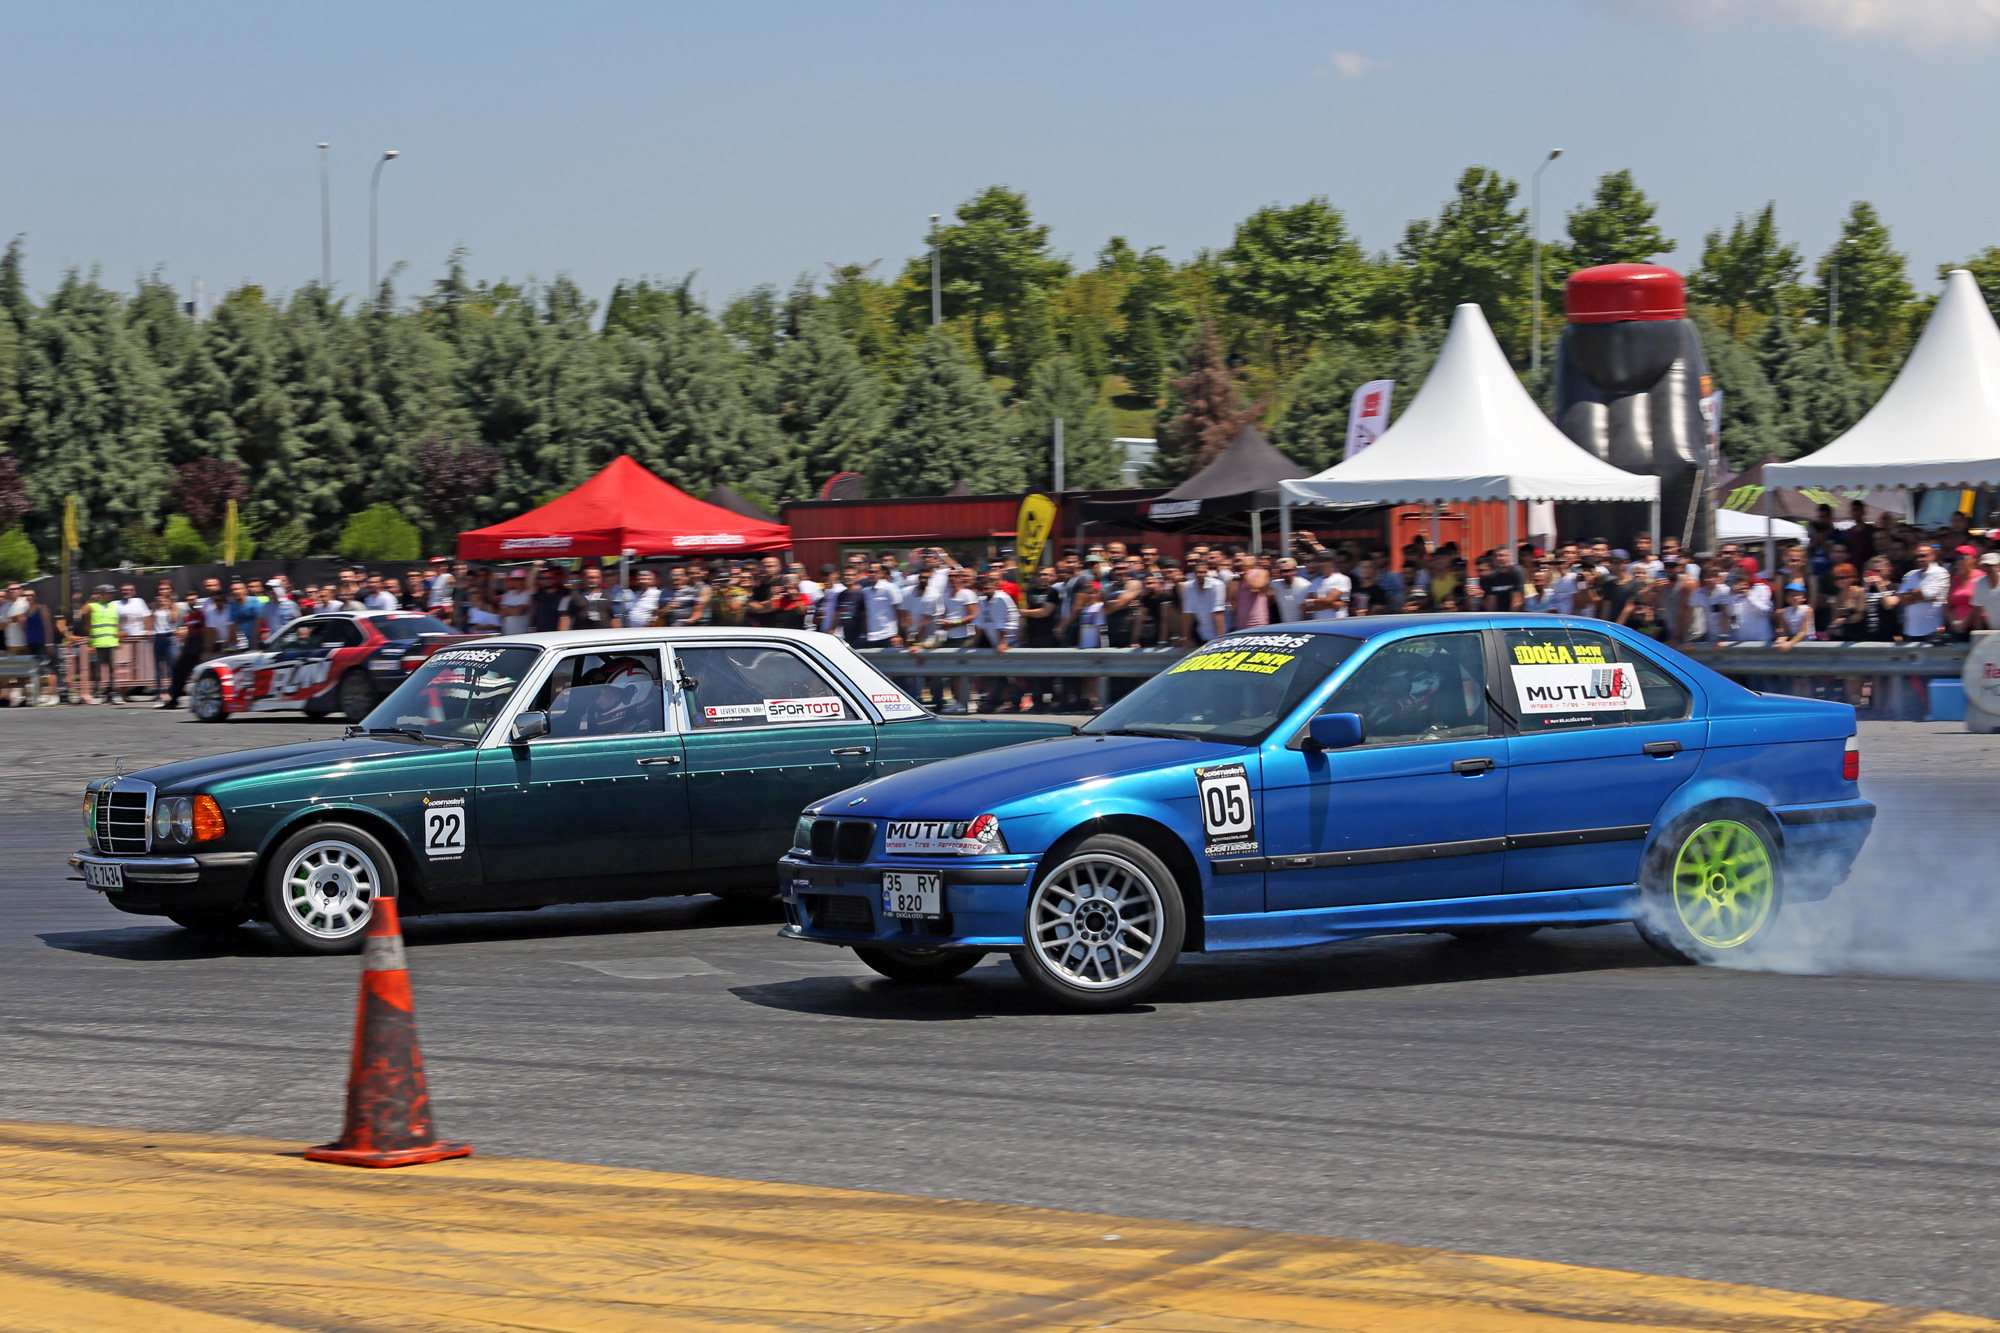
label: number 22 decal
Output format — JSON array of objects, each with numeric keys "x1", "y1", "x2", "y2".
[{"x1": 423, "y1": 797, "x2": 466, "y2": 860}]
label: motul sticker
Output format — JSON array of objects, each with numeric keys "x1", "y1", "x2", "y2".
[
  {"x1": 421, "y1": 794, "x2": 467, "y2": 860},
  {"x1": 1510, "y1": 663, "x2": 1646, "y2": 713},
  {"x1": 870, "y1": 691, "x2": 922, "y2": 717},
  {"x1": 765, "y1": 696, "x2": 845, "y2": 721}
]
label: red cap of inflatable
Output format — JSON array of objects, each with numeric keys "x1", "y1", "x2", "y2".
[{"x1": 1565, "y1": 264, "x2": 1686, "y2": 323}]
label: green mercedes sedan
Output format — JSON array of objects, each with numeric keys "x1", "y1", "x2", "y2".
[{"x1": 69, "y1": 628, "x2": 1069, "y2": 953}]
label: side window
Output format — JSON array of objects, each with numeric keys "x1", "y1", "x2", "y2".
[
  {"x1": 1501, "y1": 629, "x2": 1691, "y2": 730},
  {"x1": 325, "y1": 620, "x2": 366, "y2": 647},
  {"x1": 1324, "y1": 632, "x2": 1488, "y2": 746},
  {"x1": 266, "y1": 621, "x2": 310, "y2": 653},
  {"x1": 678, "y1": 646, "x2": 854, "y2": 729},
  {"x1": 528, "y1": 649, "x2": 665, "y2": 739}
]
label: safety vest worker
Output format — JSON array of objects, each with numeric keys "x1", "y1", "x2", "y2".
[{"x1": 89, "y1": 598, "x2": 120, "y2": 649}]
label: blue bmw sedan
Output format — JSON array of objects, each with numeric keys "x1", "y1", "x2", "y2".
[{"x1": 778, "y1": 615, "x2": 1874, "y2": 1010}]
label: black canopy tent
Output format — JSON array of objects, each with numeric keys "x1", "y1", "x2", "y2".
[{"x1": 1081, "y1": 425, "x2": 1356, "y2": 546}]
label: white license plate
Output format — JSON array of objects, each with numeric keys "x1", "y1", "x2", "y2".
[
  {"x1": 83, "y1": 862, "x2": 124, "y2": 890},
  {"x1": 881, "y1": 870, "x2": 943, "y2": 919}
]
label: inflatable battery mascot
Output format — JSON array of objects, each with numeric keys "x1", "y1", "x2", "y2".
[{"x1": 1553, "y1": 263, "x2": 1714, "y2": 555}]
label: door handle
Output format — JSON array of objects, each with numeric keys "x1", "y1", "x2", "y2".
[
  {"x1": 636, "y1": 756, "x2": 683, "y2": 767},
  {"x1": 1643, "y1": 740, "x2": 1682, "y2": 758},
  {"x1": 829, "y1": 746, "x2": 873, "y2": 757},
  {"x1": 1451, "y1": 757, "x2": 1496, "y2": 775}
]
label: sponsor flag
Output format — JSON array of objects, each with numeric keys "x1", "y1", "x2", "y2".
[
  {"x1": 223, "y1": 498, "x2": 240, "y2": 566},
  {"x1": 1015, "y1": 492, "x2": 1057, "y2": 565},
  {"x1": 1345, "y1": 380, "x2": 1393, "y2": 460}
]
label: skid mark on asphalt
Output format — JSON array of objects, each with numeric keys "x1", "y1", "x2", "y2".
[{"x1": 1, "y1": 1120, "x2": 1993, "y2": 1333}]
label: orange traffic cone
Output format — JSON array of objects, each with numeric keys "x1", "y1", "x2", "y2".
[{"x1": 304, "y1": 898, "x2": 472, "y2": 1169}]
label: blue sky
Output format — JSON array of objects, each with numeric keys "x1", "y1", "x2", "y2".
[{"x1": 5, "y1": 0, "x2": 1996, "y2": 311}]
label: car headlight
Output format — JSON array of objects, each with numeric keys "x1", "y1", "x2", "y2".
[
  {"x1": 793, "y1": 815, "x2": 814, "y2": 853},
  {"x1": 82, "y1": 788, "x2": 98, "y2": 843},
  {"x1": 152, "y1": 797, "x2": 197, "y2": 846},
  {"x1": 961, "y1": 814, "x2": 1008, "y2": 855}
]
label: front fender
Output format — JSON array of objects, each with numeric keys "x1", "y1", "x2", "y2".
[{"x1": 254, "y1": 800, "x2": 429, "y2": 908}]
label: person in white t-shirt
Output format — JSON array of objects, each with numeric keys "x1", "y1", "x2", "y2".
[
  {"x1": 498, "y1": 569, "x2": 534, "y2": 635},
  {"x1": 1301, "y1": 555, "x2": 1350, "y2": 620},
  {"x1": 1178, "y1": 559, "x2": 1225, "y2": 644},
  {"x1": 1896, "y1": 544, "x2": 1949, "y2": 639},
  {"x1": 861, "y1": 568, "x2": 905, "y2": 645},
  {"x1": 1970, "y1": 552, "x2": 2000, "y2": 630},
  {"x1": 1269, "y1": 558, "x2": 1313, "y2": 622}
]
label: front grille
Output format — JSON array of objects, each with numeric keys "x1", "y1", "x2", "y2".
[
  {"x1": 808, "y1": 818, "x2": 876, "y2": 863},
  {"x1": 92, "y1": 781, "x2": 153, "y2": 855},
  {"x1": 804, "y1": 894, "x2": 873, "y2": 932},
  {"x1": 835, "y1": 820, "x2": 874, "y2": 862}
]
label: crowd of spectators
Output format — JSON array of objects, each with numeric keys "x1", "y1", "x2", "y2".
[{"x1": 7, "y1": 495, "x2": 1997, "y2": 715}]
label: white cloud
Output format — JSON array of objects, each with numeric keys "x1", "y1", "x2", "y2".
[
  {"x1": 1316, "y1": 48, "x2": 1379, "y2": 79},
  {"x1": 1598, "y1": 0, "x2": 2000, "y2": 48}
]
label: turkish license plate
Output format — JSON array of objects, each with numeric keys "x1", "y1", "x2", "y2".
[
  {"x1": 881, "y1": 870, "x2": 943, "y2": 919},
  {"x1": 83, "y1": 861, "x2": 124, "y2": 890}
]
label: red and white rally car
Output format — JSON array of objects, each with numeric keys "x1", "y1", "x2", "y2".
[{"x1": 188, "y1": 612, "x2": 487, "y2": 723}]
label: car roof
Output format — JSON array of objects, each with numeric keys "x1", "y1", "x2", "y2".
[
  {"x1": 460, "y1": 626, "x2": 845, "y2": 649},
  {"x1": 1219, "y1": 614, "x2": 1492, "y2": 641}
]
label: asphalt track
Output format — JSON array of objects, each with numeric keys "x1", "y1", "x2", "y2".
[{"x1": 2, "y1": 705, "x2": 1998, "y2": 1320}]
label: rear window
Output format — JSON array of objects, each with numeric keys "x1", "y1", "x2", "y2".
[
  {"x1": 375, "y1": 614, "x2": 454, "y2": 640},
  {"x1": 1501, "y1": 628, "x2": 1691, "y2": 730}
]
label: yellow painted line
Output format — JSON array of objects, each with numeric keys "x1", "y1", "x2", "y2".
[{"x1": 0, "y1": 1120, "x2": 1991, "y2": 1332}]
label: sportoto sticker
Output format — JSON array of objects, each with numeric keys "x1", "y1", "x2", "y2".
[
  {"x1": 1510, "y1": 663, "x2": 1646, "y2": 714},
  {"x1": 1195, "y1": 762, "x2": 1258, "y2": 858},
  {"x1": 765, "y1": 696, "x2": 845, "y2": 721},
  {"x1": 422, "y1": 795, "x2": 466, "y2": 860}
]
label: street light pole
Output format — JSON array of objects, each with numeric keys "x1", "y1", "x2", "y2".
[
  {"x1": 929, "y1": 213, "x2": 942, "y2": 326},
  {"x1": 317, "y1": 143, "x2": 332, "y2": 291},
  {"x1": 368, "y1": 149, "x2": 400, "y2": 311},
  {"x1": 1530, "y1": 147, "x2": 1563, "y2": 374}
]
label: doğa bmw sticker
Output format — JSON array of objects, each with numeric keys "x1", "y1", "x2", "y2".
[
  {"x1": 421, "y1": 793, "x2": 467, "y2": 860},
  {"x1": 1508, "y1": 638, "x2": 1644, "y2": 715},
  {"x1": 1194, "y1": 762, "x2": 1258, "y2": 858}
]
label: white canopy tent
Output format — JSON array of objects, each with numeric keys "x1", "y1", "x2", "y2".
[
  {"x1": 1761, "y1": 268, "x2": 2000, "y2": 569},
  {"x1": 1715, "y1": 507, "x2": 1806, "y2": 543},
  {"x1": 1279, "y1": 302, "x2": 1660, "y2": 563}
]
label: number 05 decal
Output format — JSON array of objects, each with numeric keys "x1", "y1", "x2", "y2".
[
  {"x1": 423, "y1": 795, "x2": 467, "y2": 860},
  {"x1": 1195, "y1": 762, "x2": 1258, "y2": 858}
]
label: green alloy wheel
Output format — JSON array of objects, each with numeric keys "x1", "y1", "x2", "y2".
[{"x1": 1638, "y1": 816, "x2": 1780, "y2": 963}]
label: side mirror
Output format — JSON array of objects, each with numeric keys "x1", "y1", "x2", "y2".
[
  {"x1": 510, "y1": 710, "x2": 549, "y2": 744},
  {"x1": 1304, "y1": 712, "x2": 1365, "y2": 752}
]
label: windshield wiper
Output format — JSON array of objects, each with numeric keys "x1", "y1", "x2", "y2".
[
  {"x1": 354, "y1": 726, "x2": 472, "y2": 747},
  {"x1": 1089, "y1": 726, "x2": 1224, "y2": 742}
]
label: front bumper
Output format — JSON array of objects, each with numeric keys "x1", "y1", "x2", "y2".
[
  {"x1": 68, "y1": 849, "x2": 261, "y2": 916},
  {"x1": 777, "y1": 853, "x2": 1039, "y2": 949}
]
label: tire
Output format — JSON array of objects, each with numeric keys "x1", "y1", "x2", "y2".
[
  {"x1": 189, "y1": 673, "x2": 227, "y2": 723},
  {"x1": 1011, "y1": 834, "x2": 1184, "y2": 1011},
  {"x1": 1634, "y1": 813, "x2": 1783, "y2": 965},
  {"x1": 854, "y1": 945, "x2": 985, "y2": 982},
  {"x1": 1447, "y1": 925, "x2": 1542, "y2": 944},
  {"x1": 263, "y1": 822, "x2": 396, "y2": 954},
  {"x1": 338, "y1": 671, "x2": 377, "y2": 722},
  {"x1": 167, "y1": 908, "x2": 249, "y2": 935}
]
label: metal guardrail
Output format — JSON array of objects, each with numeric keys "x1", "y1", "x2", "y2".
[{"x1": 859, "y1": 641, "x2": 1973, "y2": 682}]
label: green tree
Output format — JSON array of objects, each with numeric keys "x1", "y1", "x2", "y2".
[
  {"x1": 1945, "y1": 247, "x2": 2000, "y2": 325},
  {"x1": 1691, "y1": 309, "x2": 1784, "y2": 470},
  {"x1": 1397, "y1": 167, "x2": 1532, "y2": 356},
  {"x1": 872, "y1": 327, "x2": 1019, "y2": 496},
  {"x1": 1689, "y1": 203, "x2": 1803, "y2": 336},
  {"x1": 773, "y1": 306, "x2": 888, "y2": 495},
  {"x1": 1384, "y1": 324, "x2": 1444, "y2": 425},
  {"x1": 1814, "y1": 201, "x2": 1914, "y2": 369},
  {"x1": 0, "y1": 525, "x2": 36, "y2": 580},
  {"x1": 820, "y1": 262, "x2": 907, "y2": 377},
  {"x1": 339, "y1": 503, "x2": 421, "y2": 559},
  {"x1": 1754, "y1": 308, "x2": 1862, "y2": 460},
  {"x1": 1015, "y1": 353, "x2": 1121, "y2": 491},
  {"x1": 1103, "y1": 239, "x2": 1190, "y2": 402},
  {"x1": 1549, "y1": 170, "x2": 1675, "y2": 284},
  {"x1": 900, "y1": 186, "x2": 1070, "y2": 372},
  {"x1": 1217, "y1": 198, "x2": 1374, "y2": 363},
  {"x1": 161, "y1": 514, "x2": 213, "y2": 564},
  {"x1": 1269, "y1": 342, "x2": 1377, "y2": 471}
]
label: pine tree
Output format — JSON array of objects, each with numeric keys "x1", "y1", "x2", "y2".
[
  {"x1": 1691, "y1": 309, "x2": 1783, "y2": 470},
  {"x1": 1269, "y1": 342, "x2": 1376, "y2": 470},
  {"x1": 773, "y1": 307, "x2": 887, "y2": 495},
  {"x1": 1689, "y1": 203, "x2": 1803, "y2": 336},
  {"x1": 11, "y1": 272, "x2": 173, "y2": 563},
  {"x1": 1148, "y1": 324, "x2": 1259, "y2": 483},
  {"x1": 1813, "y1": 201, "x2": 1914, "y2": 370},
  {"x1": 1016, "y1": 353, "x2": 1120, "y2": 491},
  {"x1": 1753, "y1": 308, "x2": 1861, "y2": 460},
  {"x1": 872, "y1": 327, "x2": 1019, "y2": 496},
  {"x1": 456, "y1": 283, "x2": 614, "y2": 515},
  {"x1": 1549, "y1": 170, "x2": 1675, "y2": 283},
  {"x1": 275, "y1": 284, "x2": 363, "y2": 548}
]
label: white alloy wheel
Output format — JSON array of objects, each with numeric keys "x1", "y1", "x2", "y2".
[
  {"x1": 280, "y1": 839, "x2": 380, "y2": 941},
  {"x1": 1027, "y1": 849, "x2": 1168, "y2": 992},
  {"x1": 190, "y1": 673, "x2": 226, "y2": 722}
]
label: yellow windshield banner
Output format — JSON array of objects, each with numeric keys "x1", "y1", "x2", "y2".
[{"x1": 1169, "y1": 648, "x2": 1295, "y2": 676}]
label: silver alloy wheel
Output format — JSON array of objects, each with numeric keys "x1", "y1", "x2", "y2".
[
  {"x1": 1027, "y1": 852, "x2": 1164, "y2": 990},
  {"x1": 190, "y1": 674, "x2": 224, "y2": 721},
  {"x1": 280, "y1": 839, "x2": 380, "y2": 940}
]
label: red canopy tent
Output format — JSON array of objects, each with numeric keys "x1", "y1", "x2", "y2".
[{"x1": 458, "y1": 455, "x2": 790, "y2": 559}]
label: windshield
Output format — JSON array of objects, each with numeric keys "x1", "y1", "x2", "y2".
[
  {"x1": 362, "y1": 646, "x2": 540, "y2": 741},
  {"x1": 374, "y1": 614, "x2": 455, "y2": 641},
  {"x1": 1083, "y1": 631, "x2": 1360, "y2": 745}
]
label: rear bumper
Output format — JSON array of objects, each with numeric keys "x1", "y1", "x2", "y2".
[
  {"x1": 68, "y1": 850, "x2": 260, "y2": 916},
  {"x1": 776, "y1": 853, "x2": 1037, "y2": 949},
  {"x1": 1771, "y1": 801, "x2": 1874, "y2": 903}
]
